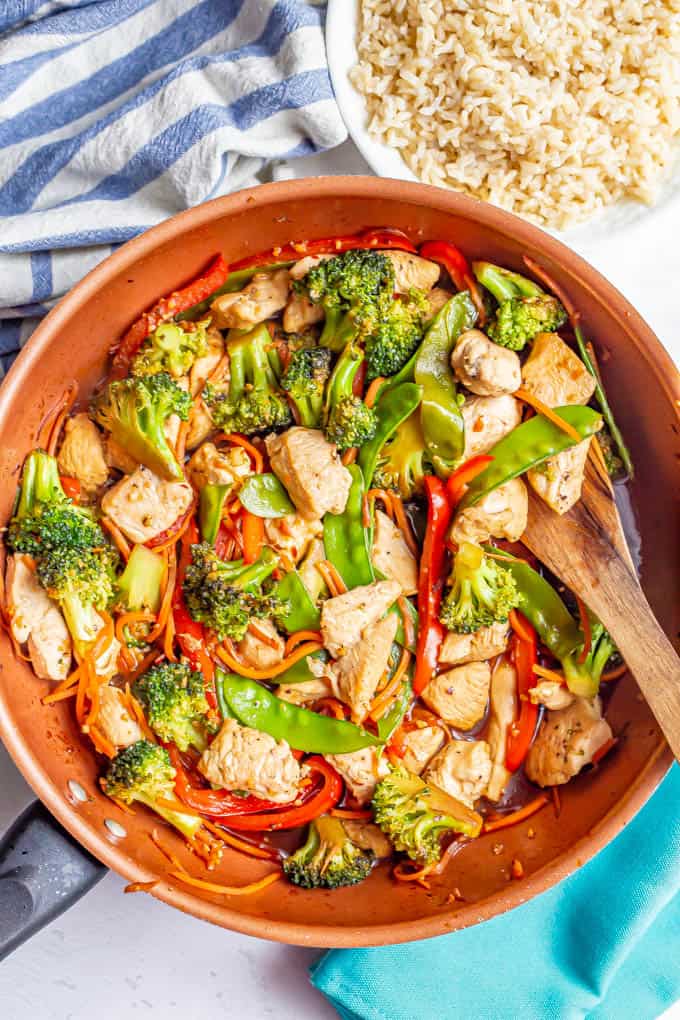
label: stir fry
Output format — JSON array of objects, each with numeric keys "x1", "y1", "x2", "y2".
[{"x1": 3, "y1": 228, "x2": 631, "y2": 894}]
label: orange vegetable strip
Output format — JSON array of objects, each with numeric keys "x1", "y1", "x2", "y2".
[
  {"x1": 168, "y1": 869, "x2": 282, "y2": 897},
  {"x1": 366, "y1": 488, "x2": 395, "y2": 519},
  {"x1": 364, "y1": 377, "x2": 385, "y2": 409},
  {"x1": 514, "y1": 388, "x2": 582, "y2": 442},
  {"x1": 242, "y1": 510, "x2": 264, "y2": 565},
  {"x1": 390, "y1": 493, "x2": 418, "y2": 558},
  {"x1": 124, "y1": 684, "x2": 156, "y2": 742},
  {"x1": 551, "y1": 785, "x2": 562, "y2": 818},
  {"x1": 482, "y1": 795, "x2": 549, "y2": 834},
  {"x1": 127, "y1": 647, "x2": 162, "y2": 684},
  {"x1": 217, "y1": 639, "x2": 324, "y2": 680},
  {"x1": 101, "y1": 516, "x2": 131, "y2": 562},
  {"x1": 284, "y1": 630, "x2": 323, "y2": 656},
  {"x1": 319, "y1": 560, "x2": 347, "y2": 596},
  {"x1": 216, "y1": 433, "x2": 264, "y2": 473},
  {"x1": 602, "y1": 663, "x2": 628, "y2": 682},
  {"x1": 115, "y1": 611, "x2": 156, "y2": 648},
  {"x1": 341, "y1": 448, "x2": 358, "y2": 466},
  {"x1": 369, "y1": 648, "x2": 411, "y2": 720},
  {"x1": 88, "y1": 725, "x2": 116, "y2": 758},
  {"x1": 532, "y1": 663, "x2": 566, "y2": 684},
  {"x1": 397, "y1": 596, "x2": 415, "y2": 652},
  {"x1": 42, "y1": 662, "x2": 83, "y2": 704},
  {"x1": 202, "y1": 820, "x2": 279, "y2": 862},
  {"x1": 146, "y1": 553, "x2": 177, "y2": 642},
  {"x1": 150, "y1": 509, "x2": 195, "y2": 553},
  {"x1": 509, "y1": 608, "x2": 536, "y2": 645},
  {"x1": 248, "y1": 619, "x2": 281, "y2": 649},
  {"x1": 163, "y1": 608, "x2": 177, "y2": 662}
]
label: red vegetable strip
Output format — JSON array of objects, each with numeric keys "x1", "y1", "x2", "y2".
[
  {"x1": 169, "y1": 746, "x2": 279, "y2": 816},
  {"x1": 59, "y1": 475, "x2": 81, "y2": 502},
  {"x1": 446, "y1": 454, "x2": 493, "y2": 508},
  {"x1": 413, "y1": 476, "x2": 453, "y2": 695},
  {"x1": 221, "y1": 757, "x2": 343, "y2": 832},
  {"x1": 418, "y1": 240, "x2": 485, "y2": 322},
  {"x1": 505, "y1": 612, "x2": 539, "y2": 772},
  {"x1": 230, "y1": 227, "x2": 417, "y2": 272},
  {"x1": 575, "y1": 595, "x2": 592, "y2": 665}
]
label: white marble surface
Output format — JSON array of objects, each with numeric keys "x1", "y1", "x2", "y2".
[{"x1": 1, "y1": 140, "x2": 679, "y2": 1020}]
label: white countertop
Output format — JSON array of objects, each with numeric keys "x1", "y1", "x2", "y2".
[{"x1": 1, "y1": 141, "x2": 678, "y2": 1020}]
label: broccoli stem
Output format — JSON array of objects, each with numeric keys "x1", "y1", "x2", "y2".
[
  {"x1": 117, "y1": 544, "x2": 165, "y2": 613},
  {"x1": 319, "y1": 308, "x2": 358, "y2": 352},
  {"x1": 61, "y1": 593, "x2": 103, "y2": 648},
  {"x1": 136, "y1": 790, "x2": 203, "y2": 842},
  {"x1": 15, "y1": 450, "x2": 66, "y2": 518},
  {"x1": 324, "y1": 342, "x2": 363, "y2": 420},
  {"x1": 472, "y1": 262, "x2": 544, "y2": 302}
]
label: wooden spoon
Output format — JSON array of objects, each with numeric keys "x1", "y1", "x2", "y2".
[{"x1": 521, "y1": 458, "x2": 680, "y2": 761}]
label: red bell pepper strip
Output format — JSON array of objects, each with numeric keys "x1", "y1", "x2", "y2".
[
  {"x1": 169, "y1": 745, "x2": 279, "y2": 816},
  {"x1": 446, "y1": 454, "x2": 494, "y2": 508},
  {"x1": 172, "y1": 516, "x2": 218, "y2": 705},
  {"x1": 59, "y1": 475, "x2": 81, "y2": 503},
  {"x1": 419, "y1": 240, "x2": 485, "y2": 322},
  {"x1": 413, "y1": 476, "x2": 453, "y2": 695},
  {"x1": 219, "y1": 757, "x2": 344, "y2": 831},
  {"x1": 505, "y1": 610, "x2": 539, "y2": 771},
  {"x1": 112, "y1": 254, "x2": 229, "y2": 376},
  {"x1": 146, "y1": 506, "x2": 194, "y2": 549},
  {"x1": 230, "y1": 226, "x2": 417, "y2": 272},
  {"x1": 241, "y1": 510, "x2": 264, "y2": 565}
]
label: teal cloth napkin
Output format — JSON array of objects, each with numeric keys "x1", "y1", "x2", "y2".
[{"x1": 311, "y1": 765, "x2": 679, "y2": 1020}]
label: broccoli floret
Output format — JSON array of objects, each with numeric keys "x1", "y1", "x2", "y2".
[
  {"x1": 103, "y1": 740, "x2": 201, "y2": 841},
  {"x1": 117, "y1": 544, "x2": 165, "y2": 614},
  {"x1": 132, "y1": 319, "x2": 210, "y2": 378},
  {"x1": 372, "y1": 767, "x2": 482, "y2": 864},
  {"x1": 560, "y1": 614, "x2": 617, "y2": 698},
  {"x1": 473, "y1": 261, "x2": 567, "y2": 351},
  {"x1": 202, "y1": 324, "x2": 291, "y2": 435},
  {"x1": 283, "y1": 814, "x2": 374, "y2": 889},
  {"x1": 323, "y1": 342, "x2": 378, "y2": 451},
  {"x1": 302, "y1": 249, "x2": 395, "y2": 352},
  {"x1": 133, "y1": 661, "x2": 219, "y2": 752},
  {"x1": 94, "y1": 371, "x2": 190, "y2": 481},
  {"x1": 372, "y1": 409, "x2": 430, "y2": 499},
  {"x1": 279, "y1": 346, "x2": 332, "y2": 427},
  {"x1": 439, "y1": 542, "x2": 521, "y2": 634},
  {"x1": 183, "y1": 542, "x2": 285, "y2": 641},
  {"x1": 364, "y1": 289, "x2": 428, "y2": 381}
]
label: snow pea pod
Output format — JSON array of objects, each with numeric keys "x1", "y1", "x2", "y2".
[
  {"x1": 199, "y1": 483, "x2": 230, "y2": 544},
  {"x1": 357, "y1": 382, "x2": 423, "y2": 488},
  {"x1": 272, "y1": 569, "x2": 321, "y2": 634},
  {"x1": 238, "y1": 473, "x2": 294, "y2": 518},
  {"x1": 323, "y1": 464, "x2": 374, "y2": 589},
  {"x1": 460, "y1": 405, "x2": 603, "y2": 508},
  {"x1": 414, "y1": 292, "x2": 478, "y2": 476},
  {"x1": 178, "y1": 261, "x2": 294, "y2": 322},
  {"x1": 377, "y1": 680, "x2": 413, "y2": 742},
  {"x1": 218, "y1": 672, "x2": 382, "y2": 753},
  {"x1": 274, "y1": 649, "x2": 328, "y2": 685}
]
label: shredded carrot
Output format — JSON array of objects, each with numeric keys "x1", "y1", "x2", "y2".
[
  {"x1": 509, "y1": 608, "x2": 535, "y2": 645},
  {"x1": 88, "y1": 724, "x2": 116, "y2": 758},
  {"x1": 397, "y1": 596, "x2": 415, "y2": 652},
  {"x1": 146, "y1": 553, "x2": 177, "y2": 642},
  {"x1": 45, "y1": 381, "x2": 78, "y2": 456},
  {"x1": 101, "y1": 516, "x2": 131, "y2": 561},
  {"x1": 367, "y1": 488, "x2": 395, "y2": 520},
  {"x1": 514, "y1": 388, "x2": 583, "y2": 442},
  {"x1": 390, "y1": 493, "x2": 418, "y2": 558},
  {"x1": 602, "y1": 663, "x2": 628, "y2": 682},
  {"x1": 125, "y1": 880, "x2": 160, "y2": 895},
  {"x1": 369, "y1": 648, "x2": 411, "y2": 720},
  {"x1": 115, "y1": 611, "x2": 156, "y2": 649},
  {"x1": 109, "y1": 796, "x2": 136, "y2": 816},
  {"x1": 341, "y1": 448, "x2": 358, "y2": 466},
  {"x1": 482, "y1": 794, "x2": 549, "y2": 834},
  {"x1": 589, "y1": 435, "x2": 611, "y2": 486},
  {"x1": 551, "y1": 785, "x2": 562, "y2": 818},
  {"x1": 42, "y1": 661, "x2": 83, "y2": 704},
  {"x1": 216, "y1": 433, "x2": 263, "y2": 473},
  {"x1": 387, "y1": 749, "x2": 404, "y2": 768},
  {"x1": 284, "y1": 629, "x2": 323, "y2": 656},
  {"x1": 128, "y1": 647, "x2": 162, "y2": 684},
  {"x1": 246, "y1": 619, "x2": 280, "y2": 649},
  {"x1": 163, "y1": 608, "x2": 177, "y2": 661},
  {"x1": 575, "y1": 596, "x2": 592, "y2": 664},
  {"x1": 168, "y1": 868, "x2": 282, "y2": 897},
  {"x1": 217, "y1": 639, "x2": 324, "y2": 680},
  {"x1": 330, "y1": 808, "x2": 373, "y2": 820},
  {"x1": 315, "y1": 696, "x2": 348, "y2": 720},
  {"x1": 393, "y1": 860, "x2": 434, "y2": 888},
  {"x1": 592, "y1": 735, "x2": 619, "y2": 765},
  {"x1": 124, "y1": 683, "x2": 156, "y2": 742},
  {"x1": 202, "y1": 820, "x2": 279, "y2": 862},
  {"x1": 316, "y1": 559, "x2": 347, "y2": 598},
  {"x1": 532, "y1": 663, "x2": 566, "y2": 685},
  {"x1": 364, "y1": 377, "x2": 385, "y2": 409}
]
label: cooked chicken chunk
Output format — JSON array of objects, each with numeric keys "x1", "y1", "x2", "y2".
[
  {"x1": 106, "y1": 436, "x2": 139, "y2": 475},
  {"x1": 439, "y1": 621, "x2": 509, "y2": 667},
  {"x1": 188, "y1": 329, "x2": 224, "y2": 396},
  {"x1": 372, "y1": 509, "x2": 418, "y2": 596},
  {"x1": 381, "y1": 251, "x2": 440, "y2": 293},
  {"x1": 452, "y1": 329, "x2": 521, "y2": 397},
  {"x1": 282, "y1": 291, "x2": 324, "y2": 333},
  {"x1": 264, "y1": 513, "x2": 323, "y2": 571},
  {"x1": 298, "y1": 537, "x2": 327, "y2": 600},
  {"x1": 266, "y1": 427, "x2": 352, "y2": 521},
  {"x1": 451, "y1": 478, "x2": 528, "y2": 545},
  {"x1": 186, "y1": 399, "x2": 216, "y2": 450},
  {"x1": 529, "y1": 680, "x2": 575, "y2": 711},
  {"x1": 101, "y1": 466, "x2": 193, "y2": 544},
  {"x1": 276, "y1": 675, "x2": 333, "y2": 706},
  {"x1": 343, "y1": 819, "x2": 392, "y2": 858},
  {"x1": 325, "y1": 747, "x2": 389, "y2": 806},
  {"x1": 289, "y1": 254, "x2": 330, "y2": 280},
  {"x1": 321, "y1": 579, "x2": 401, "y2": 658},
  {"x1": 399, "y1": 725, "x2": 445, "y2": 775},
  {"x1": 486, "y1": 658, "x2": 518, "y2": 802},
  {"x1": 527, "y1": 437, "x2": 592, "y2": 515},
  {"x1": 237, "y1": 619, "x2": 285, "y2": 672},
  {"x1": 198, "y1": 718, "x2": 300, "y2": 803},
  {"x1": 98, "y1": 685, "x2": 142, "y2": 749},
  {"x1": 331, "y1": 612, "x2": 398, "y2": 721},
  {"x1": 421, "y1": 661, "x2": 491, "y2": 731},
  {"x1": 57, "y1": 413, "x2": 109, "y2": 494},
  {"x1": 425, "y1": 739, "x2": 492, "y2": 808},
  {"x1": 526, "y1": 697, "x2": 613, "y2": 788},
  {"x1": 6, "y1": 554, "x2": 71, "y2": 681},
  {"x1": 210, "y1": 269, "x2": 290, "y2": 330},
  {"x1": 461, "y1": 395, "x2": 522, "y2": 460},
  {"x1": 426, "y1": 287, "x2": 453, "y2": 320},
  {"x1": 521, "y1": 332, "x2": 596, "y2": 408},
  {"x1": 186, "y1": 442, "x2": 251, "y2": 491}
]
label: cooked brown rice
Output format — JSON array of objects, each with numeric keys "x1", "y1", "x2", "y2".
[{"x1": 350, "y1": 0, "x2": 680, "y2": 228}]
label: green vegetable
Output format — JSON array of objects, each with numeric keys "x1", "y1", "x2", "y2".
[
  {"x1": 271, "y1": 569, "x2": 321, "y2": 634},
  {"x1": 103, "y1": 740, "x2": 202, "y2": 841},
  {"x1": 473, "y1": 262, "x2": 566, "y2": 351},
  {"x1": 414, "y1": 292, "x2": 477, "y2": 476},
  {"x1": 93, "y1": 370, "x2": 191, "y2": 481},
  {"x1": 370, "y1": 407, "x2": 430, "y2": 500},
  {"x1": 132, "y1": 319, "x2": 210, "y2": 378},
  {"x1": 238, "y1": 473, "x2": 295, "y2": 518},
  {"x1": 283, "y1": 814, "x2": 374, "y2": 889},
  {"x1": 372, "y1": 767, "x2": 482, "y2": 864},
  {"x1": 202, "y1": 324, "x2": 291, "y2": 436},
  {"x1": 439, "y1": 542, "x2": 521, "y2": 634},
  {"x1": 274, "y1": 649, "x2": 329, "y2": 685},
  {"x1": 279, "y1": 346, "x2": 332, "y2": 428},
  {"x1": 133, "y1": 661, "x2": 219, "y2": 752},
  {"x1": 364, "y1": 289, "x2": 429, "y2": 381},
  {"x1": 376, "y1": 680, "x2": 413, "y2": 742},
  {"x1": 303, "y1": 249, "x2": 394, "y2": 352},
  {"x1": 117, "y1": 544, "x2": 164, "y2": 613},
  {"x1": 179, "y1": 261, "x2": 293, "y2": 322},
  {"x1": 357, "y1": 382, "x2": 423, "y2": 491},
  {"x1": 323, "y1": 464, "x2": 374, "y2": 590},
  {"x1": 574, "y1": 324, "x2": 633, "y2": 478},
  {"x1": 390, "y1": 598, "x2": 418, "y2": 652},
  {"x1": 199, "y1": 483, "x2": 230, "y2": 544},
  {"x1": 218, "y1": 672, "x2": 382, "y2": 753},
  {"x1": 459, "y1": 405, "x2": 603, "y2": 508},
  {"x1": 323, "y1": 342, "x2": 378, "y2": 451}
]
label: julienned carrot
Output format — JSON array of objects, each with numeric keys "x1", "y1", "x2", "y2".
[
  {"x1": 532, "y1": 663, "x2": 566, "y2": 685},
  {"x1": 514, "y1": 388, "x2": 582, "y2": 442},
  {"x1": 364, "y1": 376, "x2": 385, "y2": 409},
  {"x1": 216, "y1": 433, "x2": 264, "y2": 473},
  {"x1": 42, "y1": 661, "x2": 83, "y2": 704},
  {"x1": 509, "y1": 608, "x2": 535, "y2": 645},
  {"x1": 101, "y1": 516, "x2": 132, "y2": 561},
  {"x1": 390, "y1": 493, "x2": 418, "y2": 558},
  {"x1": 482, "y1": 794, "x2": 549, "y2": 834},
  {"x1": 341, "y1": 448, "x2": 358, "y2": 466},
  {"x1": 602, "y1": 663, "x2": 628, "y2": 682},
  {"x1": 284, "y1": 629, "x2": 323, "y2": 656},
  {"x1": 124, "y1": 684, "x2": 156, "y2": 742},
  {"x1": 169, "y1": 868, "x2": 282, "y2": 896},
  {"x1": 369, "y1": 648, "x2": 411, "y2": 720},
  {"x1": 89, "y1": 725, "x2": 116, "y2": 758},
  {"x1": 248, "y1": 619, "x2": 281, "y2": 648},
  {"x1": 146, "y1": 553, "x2": 177, "y2": 642},
  {"x1": 317, "y1": 560, "x2": 347, "y2": 598},
  {"x1": 217, "y1": 639, "x2": 324, "y2": 680},
  {"x1": 115, "y1": 611, "x2": 156, "y2": 649},
  {"x1": 242, "y1": 510, "x2": 264, "y2": 564},
  {"x1": 367, "y1": 489, "x2": 395, "y2": 519},
  {"x1": 202, "y1": 819, "x2": 280, "y2": 862}
]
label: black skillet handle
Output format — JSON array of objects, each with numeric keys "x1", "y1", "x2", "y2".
[{"x1": 0, "y1": 801, "x2": 106, "y2": 961}]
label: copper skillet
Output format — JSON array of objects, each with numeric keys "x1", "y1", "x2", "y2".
[{"x1": 0, "y1": 178, "x2": 677, "y2": 954}]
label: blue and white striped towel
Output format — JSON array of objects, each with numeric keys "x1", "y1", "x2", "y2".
[{"x1": 0, "y1": 0, "x2": 346, "y2": 374}]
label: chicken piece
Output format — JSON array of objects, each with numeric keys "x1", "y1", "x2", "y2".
[
  {"x1": 282, "y1": 291, "x2": 324, "y2": 333},
  {"x1": 199, "y1": 718, "x2": 300, "y2": 803},
  {"x1": 527, "y1": 437, "x2": 592, "y2": 515},
  {"x1": 450, "y1": 478, "x2": 528, "y2": 546},
  {"x1": 421, "y1": 661, "x2": 491, "y2": 731},
  {"x1": 486, "y1": 658, "x2": 517, "y2": 802},
  {"x1": 399, "y1": 726, "x2": 445, "y2": 775},
  {"x1": 452, "y1": 329, "x2": 522, "y2": 397},
  {"x1": 275, "y1": 675, "x2": 333, "y2": 706},
  {"x1": 525, "y1": 697, "x2": 613, "y2": 788},
  {"x1": 186, "y1": 442, "x2": 251, "y2": 492},
  {"x1": 264, "y1": 513, "x2": 323, "y2": 571},
  {"x1": 331, "y1": 612, "x2": 398, "y2": 722},
  {"x1": 57, "y1": 413, "x2": 109, "y2": 494},
  {"x1": 343, "y1": 819, "x2": 393, "y2": 858},
  {"x1": 210, "y1": 269, "x2": 290, "y2": 330},
  {"x1": 461, "y1": 394, "x2": 522, "y2": 460},
  {"x1": 189, "y1": 330, "x2": 224, "y2": 396},
  {"x1": 529, "y1": 680, "x2": 575, "y2": 711},
  {"x1": 325, "y1": 747, "x2": 389, "y2": 806},
  {"x1": 381, "y1": 251, "x2": 440, "y2": 293},
  {"x1": 5, "y1": 554, "x2": 72, "y2": 681},
  {"x1": 98, "y1": 685, "x2": 142, "y2": 749},
  {"x1": 289, "y1": 254, "x2": 331, "y2": 280},
  {"x1": 321, "y1": 579, "x2": 401, "y2": 658},
  {"x1": 101, "y1": 466, "x2": 193, "y2": 544},
  {"x1": 186, "y1": 399, "x2": 216, "y2": 451},
  {"x1": 521, "y1": 332, "x2": 596, "y2": 408},
  {"x1": 163, "y1": 413, "x2": 182, "y2": 451},
  {"x1": 266, "y1": 427, "x2": 351, "y2": 521},
  {"x1": 298, "y1": 537, "x2": 327, "y2": 600},
  {"x1": 372, "y1": 509, "x2": 418, "y2": 596},
  {"x1": 237, "y1": 619, "x2": 285, "y2": 672},
  {"x1": 425, "y1": 739, "x2": 492, "y2": 809},
  {"x1": 106, "y1": 436, "x2": 139, "y2": 475},
  {"x1": 426, "y1": 287, "x2": 453, "y2": 319},
  {"x1": 439, "y1": 621, "x2": 509, "y2": 667}
]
